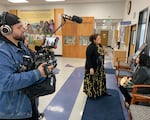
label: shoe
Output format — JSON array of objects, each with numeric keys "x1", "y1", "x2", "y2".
[
  {"x1": 103, "y1": 92, "x2": 112, "y2": 96},
  {"x1": 39, "y1": 113, "x2": 44, "y2": 120}
]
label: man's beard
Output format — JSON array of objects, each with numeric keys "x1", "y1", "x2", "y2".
[{"x1": 13, "y1": 35, "x2": 23, "y2": 41}]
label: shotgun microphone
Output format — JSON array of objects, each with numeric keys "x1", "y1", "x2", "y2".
[{"x1": 62, "y1": 14, "x2": 83, "y2": 24}]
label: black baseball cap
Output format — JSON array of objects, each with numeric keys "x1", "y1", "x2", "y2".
[{"x1": 0, "y1": 12, "x2": 20, "y2": 26}]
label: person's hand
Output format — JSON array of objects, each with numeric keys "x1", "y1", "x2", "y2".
[
  {"x1": 103, "y1": 46, "x2": 108, "y2": 55},
  {"x1": 38, "y1": 63, "x2": 54, "y2": 77},
  {"x1": 90, "y1": 68, "x2": 94, "y2": 75},
  {"x1": 127, "y1": 77, "x2": 132, "y2": 81}
]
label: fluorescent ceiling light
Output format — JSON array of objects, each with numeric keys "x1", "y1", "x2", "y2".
[
  {"x1": 8, "y1": 0, "x2": 28, "y2": 3},
  {"x1": 45, "y1": 0, "x2": 65, "y2": 1}
]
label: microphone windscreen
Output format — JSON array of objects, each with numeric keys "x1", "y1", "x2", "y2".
[{"x1": 72, "y1": 16, "x2": 83, "y2": 23}]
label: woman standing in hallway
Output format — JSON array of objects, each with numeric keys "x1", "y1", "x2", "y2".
[{"x1": 83, "y1": 34, "x2": 109, "y2": 99}]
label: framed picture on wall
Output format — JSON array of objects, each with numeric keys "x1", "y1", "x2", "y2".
[{"x1": 79, "y1": 36, "x2": 89, "y2": 46}]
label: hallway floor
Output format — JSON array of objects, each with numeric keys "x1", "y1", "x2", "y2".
[{"x1": 38, "y1": 47, "x2": 129, "y2": 120}]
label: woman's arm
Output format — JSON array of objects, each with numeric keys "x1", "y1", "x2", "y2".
[{"x1": 86, "y1": 44, "x2": 97, "y2": 74}]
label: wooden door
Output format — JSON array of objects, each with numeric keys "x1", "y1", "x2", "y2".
[
  {"x1": 115, "y1": 30, "x2": 119, "y2": 42},
  {"x1": 54, "y1": 8, "x2": 64, "y2": 36},
  {"x1": 9, "y1": 10, "x2": 18, "y2": 15},
  {"x1": 100, "y1": 30, "x2": 108, "y2": 46},
  {"x1": 62, "y1": 21, "x2": 78, "y2": 57},
  {"x1": 77, "y1": 17, "x2": 94, "y2": 58},
  {"x1": 124, "y1": 26, "x2": 130, "y2": 46},
  {"x1": 129, "y1": 24, "x2": 136, "y2": 56},
  {"x1": 62, "y1": 17, "x2": 94, "y2": 58}
]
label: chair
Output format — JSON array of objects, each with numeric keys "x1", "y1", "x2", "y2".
[
  {"x1": 116, "y1": 55, "x2": 133, "y2": 70},
  {"x1": 116, "y1": 43, "x2": 148, "y2": 84},
  {"x1": 129, "y1": 84, "x2": 150, "y2": 120},
  {"x1": 116, "y1": 56, "x2": 134, "y2": 84},
  {"x1": 131, "y1": 84, "x2": 150, "y2": 104}
]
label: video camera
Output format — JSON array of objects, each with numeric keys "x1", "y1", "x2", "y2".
[
  {"x1": 20, "y1": 36, "x2": 59, "y2": 77},
  {"x1": 20, "y1": 37, "x2": 59, "y2": 99},
  {"x1": 34, "y1": 45, "x2": 57, "y2": 76}
]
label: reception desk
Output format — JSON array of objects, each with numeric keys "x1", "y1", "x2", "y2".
[{"x1": 113, "y1": 48, "x2": 127, "y2": 67}]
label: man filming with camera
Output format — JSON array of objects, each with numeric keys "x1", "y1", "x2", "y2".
[{"x1": 0, "y1": 12, "x2": 54, "y2": 120}]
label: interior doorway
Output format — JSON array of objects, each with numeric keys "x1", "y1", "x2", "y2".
[
  {"x1": 128, "y1": 24, "x2": 136, "y2": 58},
  {"x1": 100, "y1": 30, "x2": 108, "y2": 46}
]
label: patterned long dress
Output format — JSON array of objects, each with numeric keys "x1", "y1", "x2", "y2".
[{"x1": 83, "y1": 44, "x2": 106, "y2": 99}]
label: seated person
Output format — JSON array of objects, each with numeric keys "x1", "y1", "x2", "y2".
[
  {"x1": 117, "y1": 55, "x2": 139, "y2": 78},
  {"x1": 119, "y1": 53, "x2": 150, "y2": 105}
]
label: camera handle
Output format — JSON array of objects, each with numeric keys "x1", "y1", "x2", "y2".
[
  {"x1": 43, "y1": 64, "x2": 53, "y2": 78},
  {"x1": 42, "y1": 58, "x2": 57, "y2": 78}
]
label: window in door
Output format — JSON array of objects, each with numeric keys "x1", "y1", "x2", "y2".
[{"x1": 135, "y1": 7, "x2": 149, "y2": 52}]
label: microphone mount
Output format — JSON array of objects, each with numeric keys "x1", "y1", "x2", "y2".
[{"x1": 51, "y1": 14, "x2": 82, "y2": 37}]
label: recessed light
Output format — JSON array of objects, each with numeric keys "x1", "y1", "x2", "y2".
[
  {"x1": 8, "y1": 0, "x2": 28, "y2": 3},
  {"x1": 45, "y1": 0, "x2": 65, "y2": 2}
]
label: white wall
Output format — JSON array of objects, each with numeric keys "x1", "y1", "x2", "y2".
[
  {"x1": 123, "y1": 0, "x2": 150, "y2": 25},
  {"x1": 53, "y1": 35, "x2": 62, "y2": 55},
  {"x1": 0, "y1": 5, "x2": 7, "y2": 14},
  {"x1": 6, "y1": 2, "x2": 125, "y2": 19}
]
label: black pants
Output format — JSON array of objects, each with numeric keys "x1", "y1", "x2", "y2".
[
  {"x1": 119, "y1": 85, "x2": 131, "y2": 104},
  {"x1": 31, "y1": 99, "x2": 39, "y2": 120}
]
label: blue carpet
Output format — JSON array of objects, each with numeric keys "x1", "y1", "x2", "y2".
[
  {"x1": 82, "y1": 89, "x2": 125, "y2": 120},
  {"x1": 105, "y1": 68, "x2": 115, "y2": 74},
  {"x1": 44, "y1": 67, "x2": 84, "y2": 120}
]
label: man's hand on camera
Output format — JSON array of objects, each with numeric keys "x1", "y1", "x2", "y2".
[{"x1": 38, "y1": 63, "x2": 54, "y2": 77}]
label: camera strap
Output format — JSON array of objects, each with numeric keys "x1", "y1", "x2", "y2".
[{"x1": 6, "y1": 42, "x2": 33, "y2": 73}]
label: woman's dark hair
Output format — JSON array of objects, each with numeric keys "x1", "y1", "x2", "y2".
[
  {"x1": 139, "y1": 53, "x2": 150, "y2": 67},
  {"x1": 89, "y1": 34, "x2": 100, "y2": 43}
]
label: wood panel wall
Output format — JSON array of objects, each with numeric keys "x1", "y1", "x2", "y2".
[
  {"x1": 129, "y1": 25, "x2": 136, "y2": 56},
  {"x1": 54, "y1": 8, "x2": 64, "y2": 35},
  {"x1": 124, "y1": 26, "x2": 130, "y2": 46},
  {"x1": 9, "y1": 10, "x2": 18, "y2": 15},
  {"x1": 62, "y1": 17, "x2": 94, "y2": 58}
]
